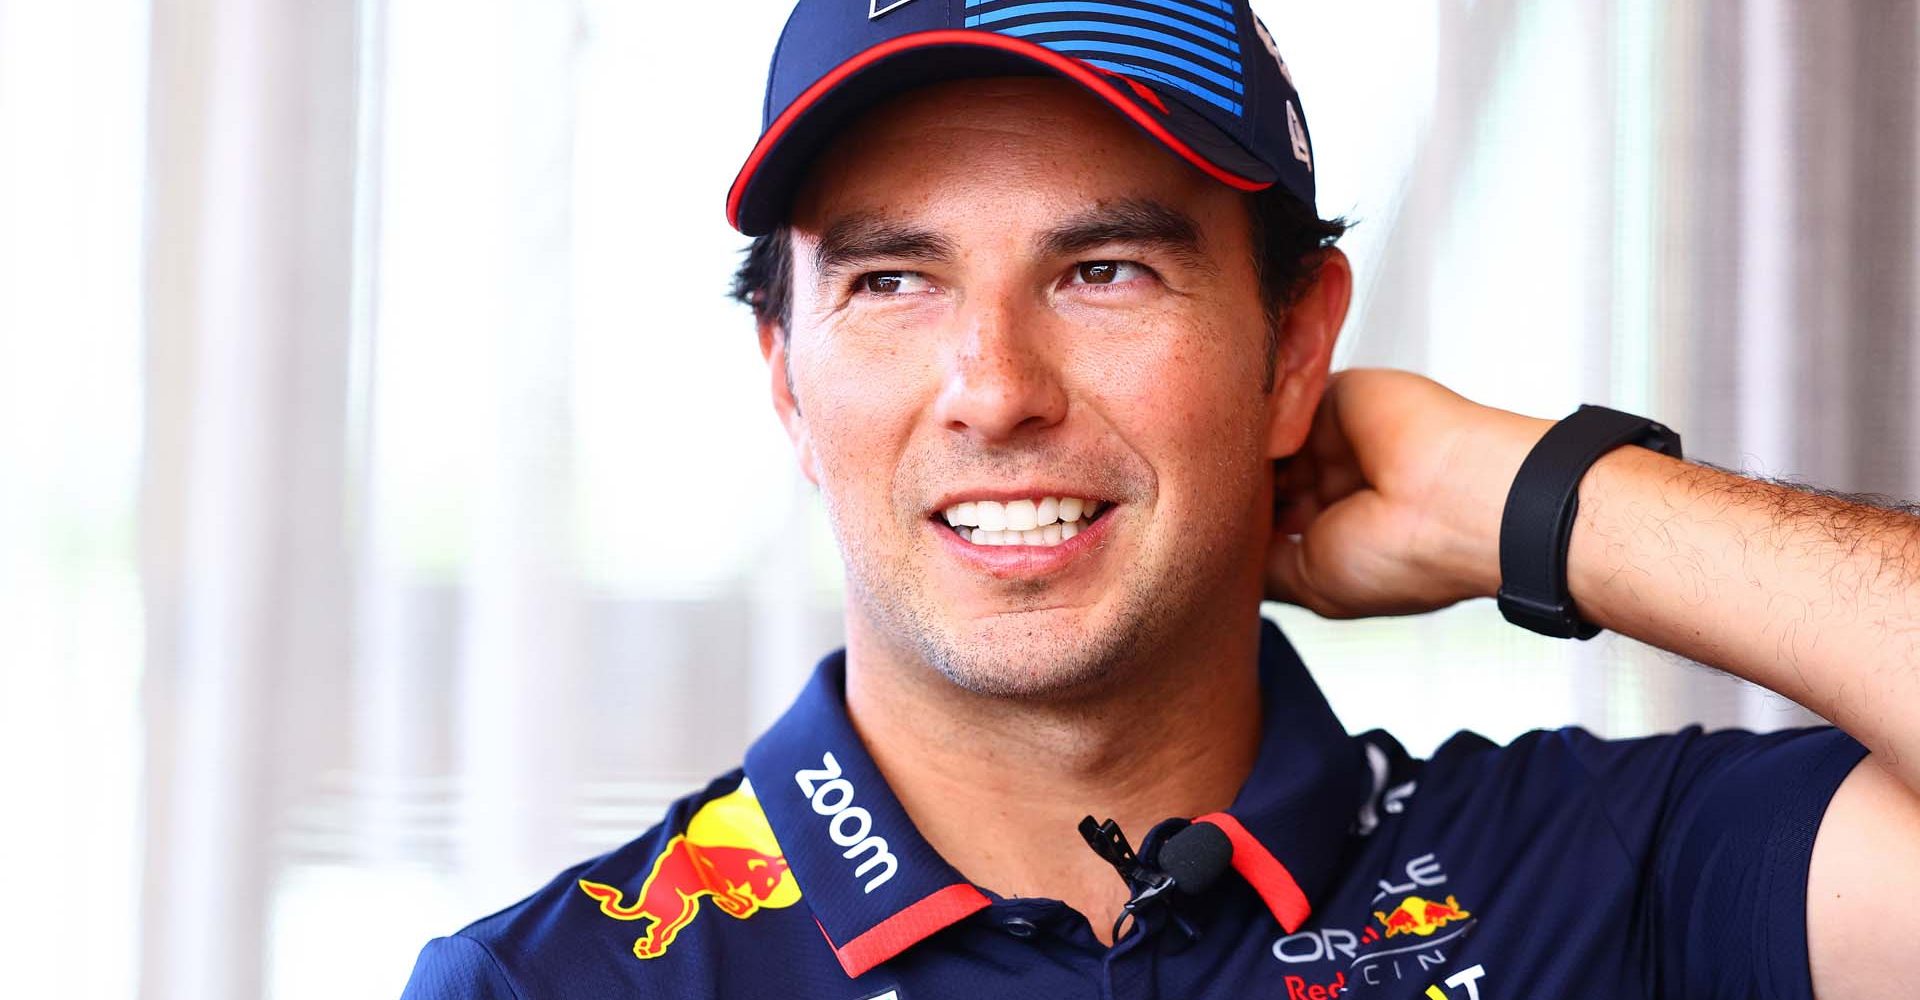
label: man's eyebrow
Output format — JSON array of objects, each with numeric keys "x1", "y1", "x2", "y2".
[
  {"x1": 1036, "y1": 199, "x2": 1213, "y2": 269},
  {"x1": 811, "y1": 214, "x2": 958, "y2": 276}
]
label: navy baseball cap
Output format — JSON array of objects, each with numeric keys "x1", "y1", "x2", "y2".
[{"x1": 726, "y1": 0, "x2": 1320, "y2": 236}]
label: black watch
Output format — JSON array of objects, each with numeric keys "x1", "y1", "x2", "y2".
[{"x1": 1496, "y1": 405, "x2": 1683, "y2": 639}]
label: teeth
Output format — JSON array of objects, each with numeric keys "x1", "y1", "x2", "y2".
[
  {"x1": 1005, "y1": 499, "x2": 1037, "y2": 531},
  {"x1": 937, "y1": 494, "x2": 1106, "y2": 548},
  {"x1": 942, "y1": 496, "x2": 1100, "y2": 528}
]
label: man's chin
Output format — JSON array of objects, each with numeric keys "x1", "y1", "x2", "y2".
[{"x1": 912, "y1": 607, "x2": 1148, "y2": 701}]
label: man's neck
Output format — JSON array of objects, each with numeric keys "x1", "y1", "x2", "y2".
[{"x1": 842, "y1": 616, "x2": 1265, "y2": 945}]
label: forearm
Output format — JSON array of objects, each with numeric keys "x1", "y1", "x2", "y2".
[
  {"x1": 1276, "y1": 370, "x2": 1920, "y2": 785},
  {"x1": 1564, "y1": 444, "x2": 1920, "y2": 787}
]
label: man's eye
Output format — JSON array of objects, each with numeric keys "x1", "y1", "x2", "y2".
[
  {"x1": 859, "y1": 271, "x2": 932, "y2": 295},
  {"x1": 1070, "y1": 261, "x2": 1147, "y2": 286}
]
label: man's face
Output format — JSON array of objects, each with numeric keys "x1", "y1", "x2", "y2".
[{"x1": 766, "y1": 77, "x2": 1339, "y2": 699}]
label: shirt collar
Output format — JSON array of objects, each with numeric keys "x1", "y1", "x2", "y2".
[
  {"x1": 743, "y1": 653, "x2": 991, "y2": 978},
  {"x1": 743, "y1": 618, "x2": 1366, "y2": 978},
  {"x1": 1196, "y1": 618, "x2": 1370, "y2": 933}
]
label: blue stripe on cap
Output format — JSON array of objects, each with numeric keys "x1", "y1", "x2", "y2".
[
  {"x1": 967, "y1": 10, "x2": 1241, "y2": 70},
  {"x1": 978, "y1": 18, "x2": 1242, "y2": 73},
  {"x1": 965, "y1": 0, "x2": 1238, "y2": 40},
  {"x1": 1016, "y1": 35, "x2": 1243, "y2": 94},
  {"x1": 1083, "y1": 58, "x2": 1242, "y2": 114}
]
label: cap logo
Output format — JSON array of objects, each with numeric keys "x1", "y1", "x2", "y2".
[
  {"x1": 869, "y1": 0, "x2": 917, "y2": 19},
  {"x1": 1253, "y1": 17, "x2": 1295, "y2": 87}
]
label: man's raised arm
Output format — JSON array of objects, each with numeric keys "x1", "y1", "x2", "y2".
[{"x1": 1266, "y1": 366, "x2": 1920, "y2": 998}]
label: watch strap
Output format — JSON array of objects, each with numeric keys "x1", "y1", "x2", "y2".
[{"x1": 1496, "y1": 405, "x2": 1683, "y2": 639}]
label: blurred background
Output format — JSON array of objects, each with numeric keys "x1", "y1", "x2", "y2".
[{"x1": 2, "y1": 0, "x2": 1917, "y2": 996}]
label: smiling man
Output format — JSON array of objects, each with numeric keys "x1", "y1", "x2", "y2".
[{"x1": 401, "y1": 2, "x2": 1920, "y2": 998}]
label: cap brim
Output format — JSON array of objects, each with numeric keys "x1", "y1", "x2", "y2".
[{"x1": 726, "y1": 30, "x2": 1277, "y2": 236}]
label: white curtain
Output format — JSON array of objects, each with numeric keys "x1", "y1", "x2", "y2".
[
  {"x1": 138, "y1": 0, "x2": 360, "y2": 996},
  {"x1": 0, "y1": 3, "x2": 147, "y2": 999},
  {"x1": 1, "y1": 1, "x2": 1914, "y2": 997}
]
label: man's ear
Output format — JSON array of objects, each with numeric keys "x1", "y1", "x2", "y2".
[
  {"x1": 759, "y1": 320, "x2": 822, "y2": 485},
  {"x1": 1265, "y1": 248, "x2": 1353, "y2": 459}
]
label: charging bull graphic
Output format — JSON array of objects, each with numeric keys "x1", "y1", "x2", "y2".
[
  {"x1": 1374, "y1": 894, "x2": 1471, "y2": 938},
  {"x1": 579, "y1": 781, "x2": 801, "y2": 959}
]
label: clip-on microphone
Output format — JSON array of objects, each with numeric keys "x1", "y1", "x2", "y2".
[{"x1": 1077, "y1": 815, "x2": 1235, "y2": 941}]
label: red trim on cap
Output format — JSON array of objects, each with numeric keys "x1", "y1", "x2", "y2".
[
  {"x1": 1088, "y1": 63, "x2": 1169, "y2": 115},
  {"x1": 1195, "y1": 811, "x2": 1311, "y2": 933},
  {"x1": 819, "y1": 883, "x2": 991, "y2": 978},
  {"x1": 725, "y1": 29, "x2": 1270, "y2": 232}
]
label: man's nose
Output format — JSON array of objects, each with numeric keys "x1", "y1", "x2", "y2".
[{"x1": 931, "y1": 299, "x2": 1068, "y2": 443}]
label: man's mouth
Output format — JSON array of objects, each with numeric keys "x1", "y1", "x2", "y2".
[{"x1": 935, "y1": 496, "x2": 1109, "y2": 547}]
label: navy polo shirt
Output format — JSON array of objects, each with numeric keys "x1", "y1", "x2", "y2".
[{"x1": 401, "y1": 620, "x2": 1866, "y2": 999}]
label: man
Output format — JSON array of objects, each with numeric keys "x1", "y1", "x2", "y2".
[{"x1": 402, "y1": 1, "x2": 1920, "y2": 997}]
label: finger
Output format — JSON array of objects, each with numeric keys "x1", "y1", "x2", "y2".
[
  {"x1": 1264, "y1": 533, "x2": 1342, "y2": 617},
  {"x1": 1264, "y1": 532, "x2": 1312, "y2": 608},
  {"x1": 1273, "y1": 457, "x2": 1332, "y2": 535},
  {"x1": 1299, "y1": 378, "x2": 1368, "y2": 505},
  {"x1": 1304, "y1": 374, "x2": 1354, "y2": 466}
]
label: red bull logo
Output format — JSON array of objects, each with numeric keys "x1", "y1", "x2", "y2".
[
  {"x1": 1372, "y1": 894, "x2": 1471, "y2": 939},
  {"x1": 579, "y1": 782, "x2": 801, "y2": 959}
]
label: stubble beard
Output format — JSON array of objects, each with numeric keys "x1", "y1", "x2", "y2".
[{"x1": 832, "y1": 502, "x2": 1234, "y2": 704}]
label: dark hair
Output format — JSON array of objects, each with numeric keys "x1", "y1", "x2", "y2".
[
  {"x1": 731, "y1": 185, "x2": 1348, "y2": 382},
  {"x1": 1244, "y1": 187, "x2": 1351, "y2": 380}
]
